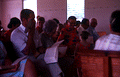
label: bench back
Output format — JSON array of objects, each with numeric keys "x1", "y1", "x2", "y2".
[{"x1": 76, "y1": 49, "x2": 120, "y2": 77}]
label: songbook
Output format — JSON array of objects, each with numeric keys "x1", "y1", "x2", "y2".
[
  {"x1": 12, "y1": 56, "x2": 27, "y2": 65},
  {"x1": 0, "y1": 56, "x2": 27, "y2": 70},
  {"x1": 44, "y1": 40, "x2": 65, "y2": 64}
]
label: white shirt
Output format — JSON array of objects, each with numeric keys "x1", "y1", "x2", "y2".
[
  {"x1": 11, "y1": 25, "x2": 42, "y2": 57},
  {"x1": 34, "y1": 29, "x2": 42, "y2": 48},
  {"x1": 94, "y1": 34, "x2": 120, "y2": 51}
]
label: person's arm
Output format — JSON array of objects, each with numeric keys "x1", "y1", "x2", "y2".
[
  {"x1": 57, "y1": 29, "x2": 65, "y2": 41},
  {"x1": 0, "y1": 63, "x2": 19, "y2": 74},
  {"x1": 22, "y1": 19, "x2": 40, "y2": 58},
  {"x1": 74, "y1": 43, "x2": 80, "y2": 56}
]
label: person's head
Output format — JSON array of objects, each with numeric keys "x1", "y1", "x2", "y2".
[
  {"x1": 38, "y1": 17, "x2": 45, "y2": 28},
  {"x1": 0, "y1": 20, "x2": 1, "y2": 26},
  {"x1": 53, "y1": 18, "x2": 60, "y2": 24},
  {"x1": 8, "y1": 17, "x2": 21, "y2": 30},
  {"x1": 81, "y1": 18, "x2": 89, "y2": 29},
  {"x1": 20, "y1": 9, "x2": 35, "y2": 27},
  {"x1": 80, "y1": 31, "x2": 90, "y2": 40},
  {"x1": 63, "y1": 20, "x2": 68, "y2": 28},
  {"x1": 76, "y1": 21, "x2": 81, "y2": 28},
  {"x1": 90, "y1": 18, "x2": 97, "y2": 28},
  {"x1": 68, "y1": 16, "x2": 77, "y2": 29},
  {"x1": 0, "y1": 20, "x2": 2, "y2": 28},
  {"x1": 37, "y1": 15, "x2": 40, "y2": 21},
  {"x1": 43, "y1": 20, "x2": 58, "y2": 36},
  {"x1": 110, "y1": 10, "x2": 120, "y2": 33}
]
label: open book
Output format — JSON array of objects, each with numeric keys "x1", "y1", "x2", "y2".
[
  {"x1": 12, "y1": 56, "x2": 27, "y2": 65},
  {"x1": 44, "y1": 40, "x2": 66, "y2": 64},
  {"x1": 0, "y1": 56, "x2": 27, "y2": 70}
]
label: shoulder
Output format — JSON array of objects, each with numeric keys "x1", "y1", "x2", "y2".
[{"x1": 11, "y1": 27, "x2": 25, "y2": 41}]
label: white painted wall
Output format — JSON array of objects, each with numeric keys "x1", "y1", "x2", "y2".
[
  {"x1": 37, "y1": 0, "x2": 67, "y2": 24},
  {"x1": 0, "y1": 0, "x2": 120, "y2": 34},
  {"x1": 0, "y1": 1, "x2": 2, "y2": 21},
  {"x1": 1, "y1": 0, "x2": 22, "y2": 30},
  {"x1": 85, "y1": 0, "x2": 120, "y2": 34}
]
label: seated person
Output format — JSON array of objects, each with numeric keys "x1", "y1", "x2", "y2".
[
  {"x1": 77, "y1": 18, "x2": 89, "y2": 36},
  {"x1": 11, "y1": 9, "x2": 62, "y2": 77},
  {"x1": 41, "y1": 19, "x2": 77, "y2": 77},
  {"x1": 75, "y1": 20, "x2": 81, "y2": 29},
  {"x1": 36, "y1": 16, "x2": 45, "y2": 34},
  {"x1": 52, "y1": 18, "x2": 64, "y2": 42},
  {"x1": 94, "y1": 10, "x2": 120, "y2": 51},
  {"x1": 34, "y1": 16, "x2": 45, "y2": 53},
  {"x1": 41, "y1": 20, "x2": 58, "y2": 48},
  {"x1": 0, "y1": 20, "x2": 5, "y2": 41},
  {"x1": 2, "y1": 17, "x2": 21, "y2": 62},
  {"x1": 3, "y1": 17, "x2": 21, "y2": 42},
  {"x1": 75, "y1": 31, "x2": 93, "y2": 51},
  {"x1": 88, "y1": 18, "x2": 99, "y2": 43},
  {"x1": 0, "y1": 41, "x2": 37, "y2": 77}
]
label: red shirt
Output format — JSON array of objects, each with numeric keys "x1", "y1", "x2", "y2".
[
  {"x1": 58, "y1": 25, "x2": 80, "y2": 55},
  {"x1": 58, "y1": 25, "x2": 79, "y2": 46}
]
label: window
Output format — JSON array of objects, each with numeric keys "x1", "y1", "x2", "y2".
[
  {"x1": 67, "y1": 0, "x2": 84, "y2": 21},
  {"x1": 23, "y1": 0, "x2": 37, "y2": 21}
]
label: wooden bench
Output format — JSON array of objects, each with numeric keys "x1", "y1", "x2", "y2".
[{"x1": 75, "y1": 49, "x2": 120, "y2": 77}]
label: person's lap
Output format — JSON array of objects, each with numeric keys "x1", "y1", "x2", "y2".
[{"x1": 28, "y1": 54, "x2": 62, "y2": 77}]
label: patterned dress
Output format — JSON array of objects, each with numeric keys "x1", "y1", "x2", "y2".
[
  {"x1": 58, "y1": 25, "x2": 80, "y2": 55},
  {"x1": 74, "y1": 43, "x2": 91, "y2": 68}
]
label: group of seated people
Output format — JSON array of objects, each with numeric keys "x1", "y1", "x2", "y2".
[{"x1": 0, "y1": 9, "x2": 120, "y2": 77}]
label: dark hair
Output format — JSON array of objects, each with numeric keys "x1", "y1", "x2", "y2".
[
  {"x1": 38, "y1": 17, "x2": 45, "y2": 22},
  {"x1": 53, "y1": 18, "x2": 59, "y2": 24},
  {"x1": 20, "y1": 9, "x2": 34, "y2": 21},
  {"x1": 0, "y1": 20, "x2": 1, "y2": 25},
  {"x1": 80, "y1": 31, "x2": 90, "y2": 40},
  {"x1": 68, "y1": 16, "x2": 76, "y2": 21},
  {"x1": 81, "y1": 18, "x2": 89, "y2": 25},
  {"x1": 8, "y1": 17, "x2": 21, "y2": 28},
  {"x1": 76, "y1": 21, "x2": 81, "y2": 25},
  {"x1": 110, "y1": 10, "x2": 120, "y2": 33}
]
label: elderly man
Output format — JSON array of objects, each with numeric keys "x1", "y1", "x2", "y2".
[
  {"x1": 88, "y1": 18, "x2": 99, "y2": 43},
  {"x1": 11, "y1": 9, "x2": 62, "y2": 77},
  {"x1": 94, "y1": 10, "x2": 120, "y2": 51}
]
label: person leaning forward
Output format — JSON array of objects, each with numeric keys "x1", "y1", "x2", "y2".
[{"x1": 11, "y1": 9, "x2": 63, "y2": 77}]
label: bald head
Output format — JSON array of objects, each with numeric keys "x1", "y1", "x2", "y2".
[{"x1": 90, "y1": 18, "x2": 97, "y2": 28}]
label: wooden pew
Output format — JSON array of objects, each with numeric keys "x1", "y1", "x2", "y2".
[{"x1": 75, "y1": 49, "x2": 120, "y2": 77}]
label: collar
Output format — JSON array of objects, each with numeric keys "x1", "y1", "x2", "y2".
[
  {"x1": 20, "y1": 24, "x2": 26, "y2": 31},
  {"x1": 20, "y1": 24, "x2": 28, "y2": 35},
  {"x1": 90, "y1": 26, "x2": 95, "y2": 29}
]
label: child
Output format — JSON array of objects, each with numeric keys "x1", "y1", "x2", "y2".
[
  {"x1": 76, "y1": 31, "x2": 91, "y2": 50},
  {"x1": 74, "y1": 31, "x2": 92, "y2": 77}
]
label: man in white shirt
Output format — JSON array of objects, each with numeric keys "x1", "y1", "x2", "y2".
[
  {"x1": 94, "y1": 10, "x2": 120, "y2": 51},
  {"x1": 77, "y1": 18, "x2": 94, "y2": 44},
  {"x1": 11, "y1": 9, "x2": 62, "y2": 77},
  {"x1": 77, "y1": 18, "x2": 89, "y2": 35}
]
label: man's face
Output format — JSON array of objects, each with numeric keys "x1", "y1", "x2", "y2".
[
  {"x1": 26, "y1": 13, "x2": 35, "y2": 28},
  {"x1": 68, "y1": 19, "x2": 76, "y2": 29},
  {"x1": 27, "y1": 13, "x2": 35, "y2": 23},
  {"x1": 82, "y1": 21, "x2": 89, "y2": 29},
  {"x1": 90, "y1": 19, "x2": 97, "y2": 28},
  {"x1": 38, "y1": 21, "x2": 44, "y2": 28}
]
